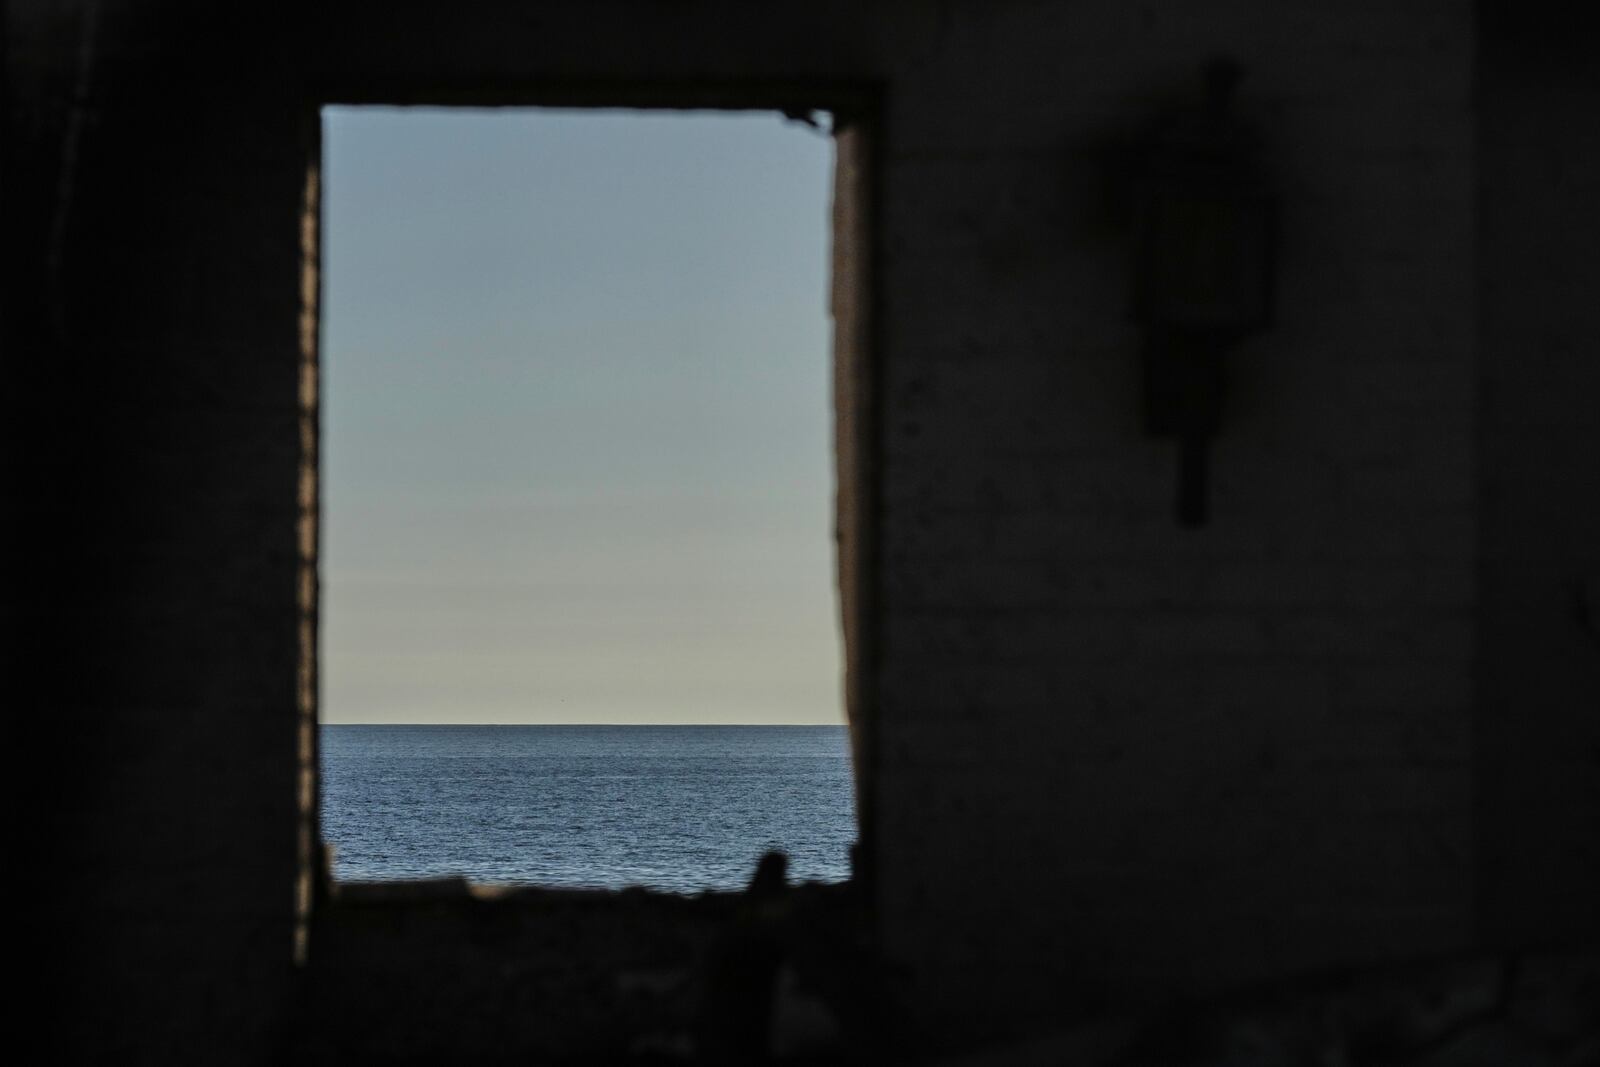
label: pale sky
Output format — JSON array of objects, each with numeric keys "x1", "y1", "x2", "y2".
[{"x1": 320, "y1": 107, "x2": 841, "y2": 724}]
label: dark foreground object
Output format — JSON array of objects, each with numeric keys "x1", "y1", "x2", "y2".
[
  {"x1": 288, "y1": 867, "x2": 1598, "y2": 1065},
  {"x1": 290, "y1": 870, "x2": 883, "y2": 1065}
]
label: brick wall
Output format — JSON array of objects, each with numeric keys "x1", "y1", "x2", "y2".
[{"x1": 869, "y1": 1, "x2": 1480, "y2": 1034}]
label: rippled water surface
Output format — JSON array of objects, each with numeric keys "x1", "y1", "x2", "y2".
[{"x1": 321, "y1": 725, "x2": 856, "y2": 891}]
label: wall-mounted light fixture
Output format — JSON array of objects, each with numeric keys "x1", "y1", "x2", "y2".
[{"x1": 1131, "y1": 58, "x2": 1276, "y2": 527}]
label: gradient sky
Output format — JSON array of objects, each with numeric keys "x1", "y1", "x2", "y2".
[{"x1": 320, "y1": 107, "x2": 841, "y2": 724}]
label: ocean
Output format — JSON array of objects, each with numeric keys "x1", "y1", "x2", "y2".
[{"x1": 320, "y1": 724, "x2": 857, "y2": 892}]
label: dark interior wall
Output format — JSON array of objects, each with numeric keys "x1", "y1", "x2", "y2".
[
  {"x1": 10, "y1": 2, "x2": 310, "y2": 1058},
  {"x1": 867, "y1": 3, "x2": 1481, "y2": 1030},
  {"x1": 1476, "y1": 3, "x2": 1600, "y2": 948}
]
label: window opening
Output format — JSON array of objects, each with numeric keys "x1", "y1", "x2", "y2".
[{"x1": 316, "y1": 106, "x2": 855, "y2": 892}]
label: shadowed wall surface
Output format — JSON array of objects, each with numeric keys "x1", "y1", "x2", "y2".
[{"x1": 8, "y1": 0, "x2": 1597, "y2": 1060}]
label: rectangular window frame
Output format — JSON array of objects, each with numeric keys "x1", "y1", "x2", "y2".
[{"x1": 294, "y1": 87, "x2": 881, "y2": 958}]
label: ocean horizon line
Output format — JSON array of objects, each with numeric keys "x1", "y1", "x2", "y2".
[{"x1": 321, "y1": 721, "x2": 847, "y2": 727}]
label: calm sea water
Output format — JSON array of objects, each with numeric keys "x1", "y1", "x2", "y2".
[{"x1": 320, "y1": 725, "x2": 857, "y2": 892}]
